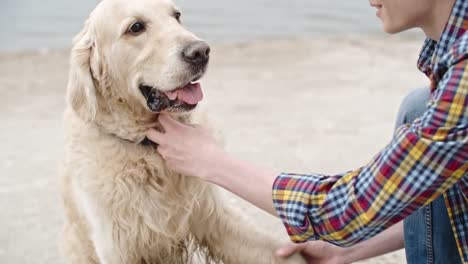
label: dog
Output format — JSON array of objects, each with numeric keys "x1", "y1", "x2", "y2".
[{"x1": 61, "y1": 0, "x2": 305, "y2": 263}]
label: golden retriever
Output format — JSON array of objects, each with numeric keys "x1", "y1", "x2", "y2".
[{"x1": 61, "y1": 0, "x2": 305, "y2": 263}]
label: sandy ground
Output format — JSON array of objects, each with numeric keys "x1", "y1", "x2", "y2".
[{"x1": 0, "y1": 35, "x2": 428, "y2": 264}]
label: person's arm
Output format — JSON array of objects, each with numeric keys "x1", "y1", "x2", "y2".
[
  {"x1": 147, "y1": 55, "x2": 467, "y2": 246},
  {"x1": 205, "y1": 150, "x2": 279, "y2": 215},
  {"x1": 271, "y1": 57, "x2": 468, "y2": 246},
  {"x1": 345, "y1": 221, "x2": 404, "y2": 261},
  {"x1": 147, "y1": 116, "x2": 280, "y2": 215},
  {"x1": 276, "y1": 221, "x2": 404, "y2": 263}
]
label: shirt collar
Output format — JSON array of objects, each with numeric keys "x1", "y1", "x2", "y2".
[{"x1": 417, "y1": 0, "x2": 468, "y2": 77}]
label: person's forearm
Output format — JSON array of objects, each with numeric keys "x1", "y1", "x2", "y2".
[
  {"x1": 200, "y1": 149, "x2": 406, "y2": 263},
  {"x1": 343, "y1": 221, "x2": 404, "y2": 262},
  {"x1": 206, "y1": 151, "x2": 279, "y2": 215}
]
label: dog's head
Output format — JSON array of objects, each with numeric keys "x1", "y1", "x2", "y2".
[{"x1": 67, "y1": 0, "x2": 209, "y2": 121}]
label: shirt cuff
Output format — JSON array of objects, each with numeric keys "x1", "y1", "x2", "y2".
[{"x1": 272, "y1": 173, "x2": 318, "y2": 243}]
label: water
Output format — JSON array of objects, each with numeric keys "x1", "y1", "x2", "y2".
[{"x1": 1, "y1": 0, "x2": 403, "y2": 52}]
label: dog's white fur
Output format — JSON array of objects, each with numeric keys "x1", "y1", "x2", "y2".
[{"x1": 61, "y1": 0, "x2": 305, "y2": 263}]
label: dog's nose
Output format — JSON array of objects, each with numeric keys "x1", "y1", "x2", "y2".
[{"x1": 182, "y1": 41, "x2": 210, "y2": 66}]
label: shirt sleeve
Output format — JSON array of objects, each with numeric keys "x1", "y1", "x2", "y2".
[{"x1": 272, "y1": 58, "x2": 468, "y2": 246}]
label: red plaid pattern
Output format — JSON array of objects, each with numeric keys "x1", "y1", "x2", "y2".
[{"x1": 273, "y1": 1, "x2": 468, "y2": 261}]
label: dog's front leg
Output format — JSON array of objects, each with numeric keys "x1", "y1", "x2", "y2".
[
  {"x1": 73, "y1": 183, "x2": 137, "y2": 264},
  {"x1": 190, "y1": 187, "x2": 306, "y2": 264}
]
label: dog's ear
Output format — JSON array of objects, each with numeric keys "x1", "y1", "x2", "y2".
[{"x1": 66, "y1": 20, "x2": 98, "y2": 121}]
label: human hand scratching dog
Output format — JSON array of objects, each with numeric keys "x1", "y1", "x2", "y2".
[
  {"x1": 147, "y1": 113, "x2": 282, "y2": 216},
  {"x1": 147, "y1": 114, "x2": 224, "y2": 180}
]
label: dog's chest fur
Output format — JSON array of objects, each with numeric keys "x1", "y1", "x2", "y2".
[{"x1": 63, "y1": 109, "x2": 211, "y2": 261}]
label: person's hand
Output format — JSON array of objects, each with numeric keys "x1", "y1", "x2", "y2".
[
  {"x1": 146, "y1": 114, "x2": 225, "y2": 179},
  {"x1": 276, "y1": 241, "x2": 349, "y2": 264}
]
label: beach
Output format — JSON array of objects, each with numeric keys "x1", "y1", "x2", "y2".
[{"x1": 0, "y1": 35, "x2": 428, "y2": 263}]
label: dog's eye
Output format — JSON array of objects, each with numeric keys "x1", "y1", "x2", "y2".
[
  {"x1": 128, "y1": 22, "x2": 146, "y2": 35},
  {"x1": 174, "y1": 11, "x2": 181, "y2": 22}
]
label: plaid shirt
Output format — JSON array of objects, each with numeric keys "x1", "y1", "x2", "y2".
[{"x1": 272, "y1": 0, "x2": 468, "y2": 262}]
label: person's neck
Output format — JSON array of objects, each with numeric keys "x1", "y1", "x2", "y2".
[{"x1": 421, "y1": 0, "x2": 456, "y2": 41}]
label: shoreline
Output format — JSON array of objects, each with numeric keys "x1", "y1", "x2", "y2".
[{"x1": 0, "y1": 31, "x2": 425, "y2": 56}]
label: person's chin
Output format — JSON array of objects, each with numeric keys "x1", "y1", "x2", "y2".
[
  {"x1": 383, "y1": 25, "x2": 401, "y2": 34},
  {"x1": 383, "y1": 22, "x2": 409, "y2": 34},
  {"x1": 382, "y1": 18, "x2": 415, "y2": 34}
]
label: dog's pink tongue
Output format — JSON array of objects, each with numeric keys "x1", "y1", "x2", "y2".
[{"x1": 176, "y1": 82, "x2": 203, "y2": 105}]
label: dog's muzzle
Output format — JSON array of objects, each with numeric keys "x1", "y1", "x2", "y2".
[{"x1": 139, "y1": 85, "x2": 172, "y2": 112}]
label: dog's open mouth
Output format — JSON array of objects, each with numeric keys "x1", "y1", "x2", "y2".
[
  {"x1": 165, "y1": 82, "x2": 203, "y2": 105},
  {"x1": 139, "y1": 81, "x2": 204, "y2": 113}
]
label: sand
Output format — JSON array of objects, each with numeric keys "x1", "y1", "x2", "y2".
[{"x1": 0, "y1": 34, "x2": 429, "y2": 264}]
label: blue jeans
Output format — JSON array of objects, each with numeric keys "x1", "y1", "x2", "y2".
[{"x1": 395, "y1": 88, "x2": 462, "y2": 264}]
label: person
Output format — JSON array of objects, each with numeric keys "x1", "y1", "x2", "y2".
[{"x1": 146, "y1": 0, "x2": 467, "y2": 263}]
